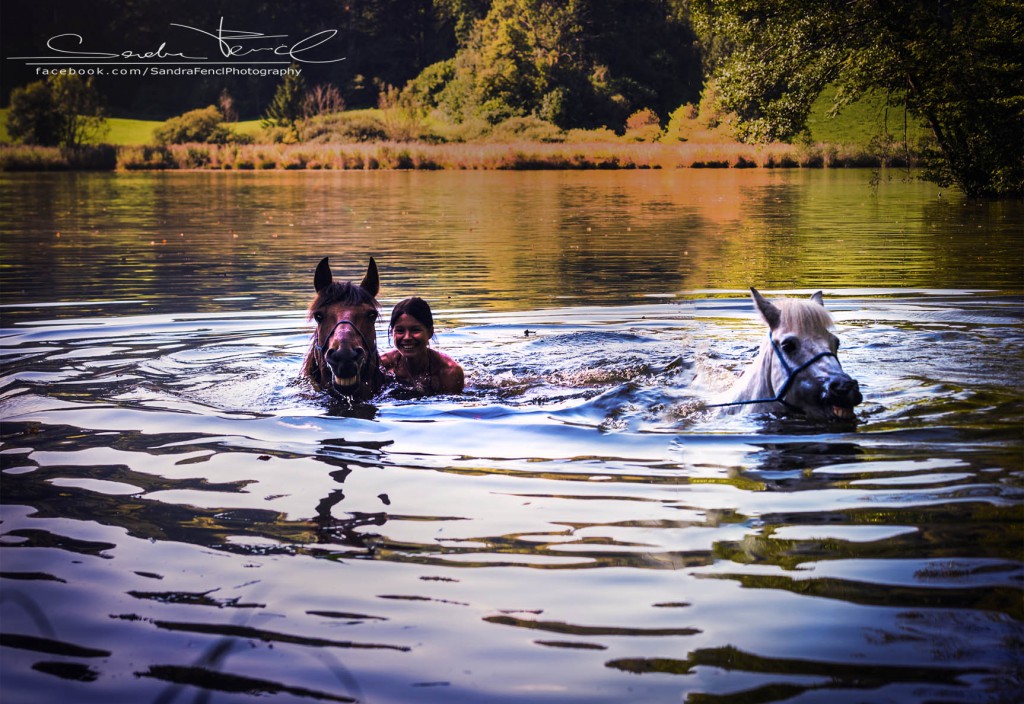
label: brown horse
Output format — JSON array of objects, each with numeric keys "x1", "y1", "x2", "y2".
[{"x1": 301, "y1": 257, "x2": 386, "y2": 401}]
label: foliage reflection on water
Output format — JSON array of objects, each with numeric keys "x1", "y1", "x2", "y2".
[
  {"x1": 1, "y1": 171, "x2": 1022, "y2": 703},
  {"x1": 1, "y1": 170, "x2": 1021, "y2": 322}
]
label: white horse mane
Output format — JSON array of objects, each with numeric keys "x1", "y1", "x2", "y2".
[{"x1": 773, "y1": 297, "x2": 835, "y2": 335}]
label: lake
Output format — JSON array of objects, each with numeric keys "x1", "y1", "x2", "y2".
[{"x1": 1, "y1": 169, "x2": 1022, "y2": 704}]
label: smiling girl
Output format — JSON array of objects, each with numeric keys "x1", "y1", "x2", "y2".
[{"x1": 380, "y1": 297, "x2": 465, "y2": 395}]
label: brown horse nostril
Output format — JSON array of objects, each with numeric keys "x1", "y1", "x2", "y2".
[{"x1": 327, "y1": 347, "x2": 363, "y2": 364}]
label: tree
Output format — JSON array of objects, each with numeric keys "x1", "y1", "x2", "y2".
[
  {"x1": 410, "y1": 0, "x2": 700, "y2": 129},
  {"x1": 218, "y1": 89, "x2": 239, "y2": 123},
  {"x1": 7, "y1": 74, "x2": 107, "y2": 148},
  {"x1": 262, "y1": 66, "x2": 309, "y2": 133},
  {"x1": 691, "y1": 0, "x2": 1024, "y2": 197},
  {"x1": 6, "y1": 81, "x2": 62, "y2": 146},
  {"x1": 434, "y1": 0, "x2": 491, "y2": 44},
  {"x1": 49, "y1": 74, "x2": 108, "y2": 148}
]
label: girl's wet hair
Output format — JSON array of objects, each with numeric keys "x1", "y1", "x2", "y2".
[{"x1": 390, "y1": 297, "x2": 434, "y2": 332}]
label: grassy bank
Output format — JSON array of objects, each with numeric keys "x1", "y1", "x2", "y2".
[{"x1": 0, "y1": 95, "x2": 923, "y2": 172}]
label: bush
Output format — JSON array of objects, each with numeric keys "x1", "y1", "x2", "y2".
[
  {"x1": 377, "y1": 83, "x2": 428, "y2": 141},
  {"x1": 624, "y1": 108, "x2": 663, "y2": 142},
  {"x1": 565, "y1": 127, "x2": 619, "y2": 143},
  {"x1": 301, "y1": 113, "x2": 390, "y2": 143},
  {"x1": 431, "y1": 117, "x2": 492, "y2": 143},
  {"x1": 117, "y1": 146, "x2": 174, "y2": 170},
  {"x1": 261, "y1": 125, "x2": 300, "y2": 144},
  {"x1": 625, "y1": 124, "x2": 664, "y2": 142},
  {"x1": 663, "y1": 84, "x2": 739, "y2": 144},
  {"x1": 153, "y1": 106, "x2": 237, "y2": 145},
  {"x1": 403, "y1": 60, "x2": 456, "y2": 113},
  {"x1": 625, "y1": 108, "x2": 661, "y2": 132},
  {"x1": 488, "y1": 116, "x2": 565, "y2": 143},
  {"x1": 301, "y1": 84, "x2": 345, "y2": 119},
  {"x1": 663, "y1": 103, "x2": 700, "y2": 142}
]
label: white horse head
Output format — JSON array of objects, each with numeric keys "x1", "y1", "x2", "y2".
[{"x1": 719, "y1": 288, "x2": 862, "y2": 422}]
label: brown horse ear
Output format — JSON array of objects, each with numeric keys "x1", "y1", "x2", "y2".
[
  {"x1": 751, "y1": 287, "x2": 781, "y2": 329},
  {"x1": 314, "y1": 257, "x2": 332, "y2": 293},
  {"x1": 810, "y1": 290, "x2": 824, "y2": 306},
  {"x1": 360, "y1": 257, "x2": 379, "y2": 297}
]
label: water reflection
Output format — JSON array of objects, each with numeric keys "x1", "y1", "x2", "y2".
[{"x1": 3, "y1": 171, "x2": 1022, "y2": 327}]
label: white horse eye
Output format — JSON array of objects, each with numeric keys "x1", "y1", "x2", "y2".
[{"x1": 780, "y1": 337, "x2": 799, "y2": 354}]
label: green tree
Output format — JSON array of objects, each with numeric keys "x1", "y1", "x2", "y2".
[
  {"x1": 411, "y1": 0, "x2": 700, "y2": 129},
  {"x1": 7, "y1": 74, "x2": 106, "y2": 148},
  {"x1": 434, "y1": 0, "x2": 491, "y2": 44},
  {"x1": 262, "y1": 66, "x2": 308, "y2": 133},
  {"x1": 6, "y1": 81, "x2": 61, "y2": 146},
  {"x1": 692, "y1": 0, "x2": 1024, "y2": 197},
  {"x1": 49, "y1": 74, "x2": 108, "y2": 148}
]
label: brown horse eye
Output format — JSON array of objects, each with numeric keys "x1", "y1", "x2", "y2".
[{"x1": 313, "y1": 311, "x2": 325, "y2": 323}]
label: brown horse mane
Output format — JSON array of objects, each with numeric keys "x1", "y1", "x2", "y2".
[{"x1": 306, "y1": 281, "x2": 380, "y2": 320}]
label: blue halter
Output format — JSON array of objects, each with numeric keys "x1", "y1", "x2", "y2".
[
  {"x1": 314, "y1": 318, "x2": 373, "y2": 354},
  {"x1": 708, "y1": 333, "x2": 838, "y2": 411},
  {"x1": 315, "y1": 319, "x2": 364, "y2": 352}
]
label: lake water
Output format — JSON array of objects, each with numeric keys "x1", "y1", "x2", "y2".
[{"x1": 1, "y1": 169, "x2": 1022, "y2": 703}]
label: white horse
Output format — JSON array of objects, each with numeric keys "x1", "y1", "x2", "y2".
[{"x1": 712, "y1": 288, "x2": 862, "y2": 422}]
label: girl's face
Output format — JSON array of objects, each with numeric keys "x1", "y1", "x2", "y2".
[{"x1": 392, "y1": 313, "x2": 431, "y2": 357}]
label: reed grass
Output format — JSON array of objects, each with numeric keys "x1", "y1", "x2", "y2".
[
  {"x1": 2, "y1": 140, "x2": 908, "y2": 172},
  {"x1": 117, "y1": 140, "x2": 902, "y2": 171},
  {"x1": 0, "y1": 144, "x2": 117, "y2": 171}
]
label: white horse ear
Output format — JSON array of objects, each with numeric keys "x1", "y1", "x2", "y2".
[
  {"x1": 750, "y1": 287, "x2": 781, "y2": 329},
  {"x1": 810, "y1": 291, "x2": 824, "y2": 306}
]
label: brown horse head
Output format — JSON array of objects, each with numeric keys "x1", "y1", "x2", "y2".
[{"x1": 302, "y1": 257, "x2": 384, "y2": 400}]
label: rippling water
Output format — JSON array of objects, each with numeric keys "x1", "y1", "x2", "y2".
[{"x1": 1, "y1": 171, "x2": 1022, "y2": 703}]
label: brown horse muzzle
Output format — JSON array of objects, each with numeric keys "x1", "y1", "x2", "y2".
[
  {"x1": 324, "y1": 342, "x2": 366, "y2": 390},
  {"x1": 319, "y1": 320, "x2": 372, "y2": 391}
]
